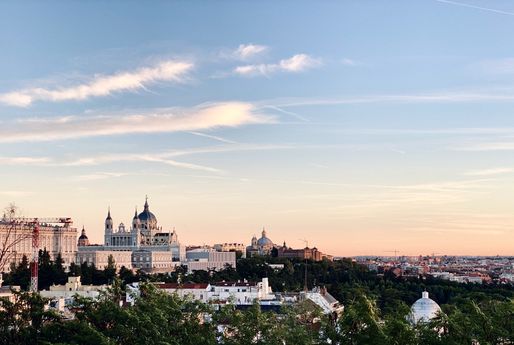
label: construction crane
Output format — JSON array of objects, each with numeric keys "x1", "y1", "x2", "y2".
[
  {"x1": 10, "y1": 217, "x2": 72, "y2": 292},
  {"x1": 385, "y1": 249, "x2": 400, "y2": 261},
  {"x1": 299, "y1": 239, "x2": 309, "y2": 291}
]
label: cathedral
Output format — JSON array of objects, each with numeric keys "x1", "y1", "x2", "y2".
[
  {"x1": 103, "y1": 197, "x2": 179, "y2": 248},
  {"x1": 77, "y1": 197, "x2": 185, "y2": 272}
]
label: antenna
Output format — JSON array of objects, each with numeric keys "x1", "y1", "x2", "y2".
[{"x1": 299, "y1": 239, "x2": 309, "y2": 291}]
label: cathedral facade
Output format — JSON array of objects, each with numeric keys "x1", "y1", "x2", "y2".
[{"x1": 77, "y1": 198, "x2": 185, "y2": 272}]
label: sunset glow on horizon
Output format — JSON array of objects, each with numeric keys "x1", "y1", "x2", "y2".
[{"x1": 2, "y1": 1, "x2": 514, "y2": 257}]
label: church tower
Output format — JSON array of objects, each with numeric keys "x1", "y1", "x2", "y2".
[
  {"x1": 104, "y1": 207, "x2": 113, "y2": 246},
  {"x1": 132, "y1": 207, "x2": 140, "y2": 231},
  {"x1": 131, "y1": 207, "x2": 141, "y2": 247}
]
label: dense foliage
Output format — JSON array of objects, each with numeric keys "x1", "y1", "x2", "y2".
[
  {"x1": 1, "y1": 282, "x2": 514, "y2": 345},
  {"x1": 2, "y1": 256, "x2": 514, "y2": 344}
]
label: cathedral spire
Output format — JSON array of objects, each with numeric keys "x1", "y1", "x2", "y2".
[
  {"x1": 133, "y1": 206, "x2": 138, "y2": 219},
  {"x1": 144, "y1": 195, "x2": 149, "y2": 210},
  {"x1": 106, "y1": 206, "x2": 112, "y2": 220}
]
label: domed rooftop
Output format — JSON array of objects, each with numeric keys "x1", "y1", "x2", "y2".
[
  {"x1": 138, "y1": 197, "x2": 157, "y2": 223},
  {"x1": 408, "y1": 291, "x2": 442, "y2": 324},
  {"x1": 257, "y1": 229, "x2": 273, "y2": 246},
  {"x1": 78, "y1": 226, "x2": 88, "y2": 240}
]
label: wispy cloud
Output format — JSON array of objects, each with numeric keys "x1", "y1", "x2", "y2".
[
  {"x1": 0, "y1": 190, "x2": 33, "y2": 198},
  {"x1": 341, "y1": 58, "x2": 358, "y2": 66},
  {"x1": 464, "y1": 167, "x2": 514, "y2": 176},
  {"x1": 0, "y1": 156, "x2": 51, "y2": 165},
  {"x1": 62, "y1": 144, "x2": 296, "y2": 167},
  {"x1": 72, "y1": 172, "x2": 130, "y2": 182},
  {"x1": 435, "y1": 0, "x2": 514, "y2": 17},
  {"x1": 268, "y1": 90, "x2": 514, "y2": 108},
  {"x1": 475, "y1": 58, "x2": 514, "y2": 74},
  {"x1": 0, "y1": 102, "x2": 273, "y2": 143},
  {"x1": 262, "y1": 105, "x2": 309, "y2": 122},
  {"x1": 234, "y1": 54, "x2": 321, "y2": 77},
  {"x1": 0, "y1": 60, "x2": 193, "y2": 107},
  {"x1": 457, "y1": 141, "x2": 514, "y2": 151},
  {"x1": 188, "y1": 131, "x2": 237, "y2": 144},
  {"x1": 233, "y1": 44, "x2": 268, "y2": 60}
]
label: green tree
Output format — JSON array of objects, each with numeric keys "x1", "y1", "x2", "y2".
[
  {"x1": 104, "y1": 254, "x2": 116, "y2": 283},
  {"x1": 52, "y1": 253, "x2": 67, "y2": 285}
]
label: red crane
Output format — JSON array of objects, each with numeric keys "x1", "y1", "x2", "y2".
[{"x1": 10, "y1": 217, "x2": 72, "y2": 292}]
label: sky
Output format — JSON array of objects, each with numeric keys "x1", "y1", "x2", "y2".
[{"x1": 1, "y1": 0, "x2": 514, "y2": 256}]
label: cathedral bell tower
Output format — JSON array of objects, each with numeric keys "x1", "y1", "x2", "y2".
[
  {"x1": 104, "y1": 207, "x2": 113, "y2": 246},
  {"x1": 132, "y1": 207, "x2": 141, "y2": 247}
]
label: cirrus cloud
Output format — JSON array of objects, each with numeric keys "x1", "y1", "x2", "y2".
[
  {"x1": 0, "y1": 102, "x2": 274, "y2": 143},
  {"x1": 0, "y1": 60, "x2": 193, "y2": 107}
]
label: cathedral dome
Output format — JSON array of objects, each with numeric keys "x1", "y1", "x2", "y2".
[
  {"x1": 138, "y1": 197, "x2": 157, "y2": 223},
  {"x1": 408, "y1": 291, "x2": 441, "y2": 324},
  {"x1": 138, "y1": 210, "x2": 156, "y2": 222},
  {"x1": 257, "y1": 229, "x2": 273, "y2": 246},
  {"x1": 78, "y1": 226, "x2": 90, "y2": 246}
]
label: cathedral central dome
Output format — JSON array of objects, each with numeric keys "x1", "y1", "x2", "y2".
[
  {"x1": 138, "y1": 197, "x2": 157, "y2": 223},
  {"x1": 256, "y1": 229, "x2": 273, "y2": 246}
]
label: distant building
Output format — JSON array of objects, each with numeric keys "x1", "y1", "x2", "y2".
[
  {"x1": 127, "y1": 277, "x2": 344, "y2": 317},
  {"x1": 77, "y1": 226, "x2": 90, "y2": 247},
  {"x1": 246, "y1": 228, "x2": 276, "y2": 256},
  {"x1": 0, "y1": 217, "x2": 77, "y2": 272},
  {"x1": 276, "y1": 242, "x2": 333, "y2": 261},
  {"x1": 40, "y1": 276, "x2": 107, "y2": 300},
  {"x1": 0, "y1": 276, "x2": 20, "y2": 303},
  {"x1": 41, "y1": 276, "x2": 109, "y2": 318},
  {"x1": 77, "y1": 197, "x2": 186, "y2": 272},
  {"x1": 185, "y1": 248, "x2": 236, "y2": 272},
  {"x1": 213, "y1": 243, "x2": 246, "y2": 258}
]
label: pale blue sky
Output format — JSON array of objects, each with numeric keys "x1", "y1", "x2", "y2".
[{"x1": 2, "y1": 1, "x2": 514, "y2": 255}]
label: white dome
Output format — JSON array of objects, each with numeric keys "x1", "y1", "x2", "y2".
[{"x1": 408, "y1": 291, "x2": 441, "y2": 324}]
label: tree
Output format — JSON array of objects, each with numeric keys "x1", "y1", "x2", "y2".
[
  {"x1": 0, "y1": 289, "x2": 60, "y2": 345},
  {"x1": 0, "y1": 204, "x2": 32, "y2": 273},
  {"x1": 3, "y1": 255, "x2": 30, "y2": 290},
  {"x1": 52, "y1": 253, "x2": 67, "y2": 285},
  {"x1": 104, "y1": 254, "x2": 116, "y2": 283},
  {"x1": 38, "y1": 249, "x2": 53, "y2": 290},
  {"x1": 68, "y1": 262, "x2": 81, "y2": 277},
  {"x1": 324, "y1": 293, "x2": 388, "y2": 345}
]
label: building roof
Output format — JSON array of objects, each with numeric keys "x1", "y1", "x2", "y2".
[
  {"x1": 78, "y1": 227, "x2": 88, "y2": 240},
  {"x1": 257, "y1": 229, "x2": 273, "y2": 246},
  {"x1": 156, "y1": 283, "x2": 209, "y2": 290},
  {"x1": 408, "y1": 291, "x2": 442, "y2": 324},
  {"x1": 212, "y1": 281, "x2": 257, "y2": 287},
  {"x1": 138, "y1": 197, "x2": 157, "y2": 223}
]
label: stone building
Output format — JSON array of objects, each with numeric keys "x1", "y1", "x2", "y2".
[
  {"x1": 0, "y1": 217, "x2": 77, "y2": 272},
  {"x1": 277, "y1": 242, "x2": 333, "y2": 261},
  {"x1": 77, "y1": 197, "x2": 185, "y2": 272}
]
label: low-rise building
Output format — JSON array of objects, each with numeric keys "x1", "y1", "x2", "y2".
[
  {"x1": 277, "y1": 242, "x2": 333, "y2": 261},
  {"x1": 186, "y1": 248, "x2": 236, "y2": 272},
  {"x1": 213, "y1": 243, "x2": 246, "y2": 258},
  {"x1": 40, "y1": 276, "x2": 108, "y2": 300}
]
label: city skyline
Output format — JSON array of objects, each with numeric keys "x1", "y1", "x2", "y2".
[{"x1": 2, "y1": 1, "x2": 514, "y2": 256}]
